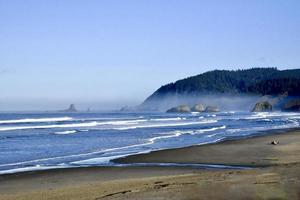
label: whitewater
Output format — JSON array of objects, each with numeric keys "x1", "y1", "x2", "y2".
[{"x1": 0, "y1": 111, "x2": 299, "y2": 174}]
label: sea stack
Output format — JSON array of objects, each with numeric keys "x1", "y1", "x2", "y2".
[
  {"x1": 205, "y1": 106, "x2": 220, "y2": 112},
  {"x1": 191, "y1": 104, "x2": 205, "y2": 112},
  {"x1": 64, "y1": 104, "x2": 77, "y2": 112},
  {"x1": 252, "y1": 101, "x2": 272, "y2": 112},
  {"x1": 166, "y1": 105, "x2": 191, "y2": 113},
  {"x1": 282, "y1": 99, "x2": 300, "y2": 112}
]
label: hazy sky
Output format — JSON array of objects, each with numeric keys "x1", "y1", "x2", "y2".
[{"x1": 1, "y1": 0, "x2": 300, "y2": 110}]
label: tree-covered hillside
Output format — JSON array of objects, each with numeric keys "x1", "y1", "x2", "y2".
[{"x1": 141, "y1": 68, "x2": 300, "y2": 109}]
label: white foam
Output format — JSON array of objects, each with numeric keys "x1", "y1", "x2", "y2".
[
  {"x1": 191, "y1": 125, "x2": 226, "y2": 135},
  {"x1": 114, "y1": 120, "x2": 218, "y2": 130},
  {"x1": 149, "y1": 131, "x2": 183, "y2": 143},
  {"x1": 150, "y1": 117, "x2": 184, "y2": 121},
  {"x1": 92, "y1": 119, "x2": 147, "y2": 126},
  {"x1": 206, "y1": 114, "x2": 216, "y2": 117},
  {"x1": 54, "y1": 130, "x2": 77, "y2": 135},
  {"x1": 71, "y1": 154, "x2": 132, "y2": 165},
  {"x1": 246, "y1": 112, "x2": 300, "y2": 120},
  {"x1": 226, "y1": 119, "x2": 299, "y2": 134},
  {"x1": 0, "y1": 140, "x2": 154, "y2": 168},
  {"x1": 0, "y1": 118, "x2": 152, "y2": 132},
  {"x1": 0, "y1": 117, "x2": 73, "y2": 124},
  {"x1": 0, "y1": 164, "x2": 69, "y2": 175},
  {"x1": 0, "y1": 121, "x2": 99, "y2": 131}
]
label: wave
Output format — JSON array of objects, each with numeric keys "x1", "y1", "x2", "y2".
[
  {"x1": 0, "y1": 119, "x2": 149, "y2": 132},
  {"x1": 0, "y1": 121, "x2": 99, "y2": 132},
  {"x1": 206, "y1": 114, "x2": 216, "y2": 117},
  {"x1": 227, "y1": 119, "x2": 299, "y2": 134},
  {"x1": 150, "y1": 117, "x2": 184, "y2": 121},
  {"x1": 0, "y1": 164, "x2": 69, "y2": 175},
  {"x1": 54, "y1": 130, "x2": 77, "y2": 135},
  {"x1": 0, "y1": 123, "x2": 219, "y2": 169},
  {"x1": 71, "y1": 154, "x2": 133, "y2": 165},
  {"x1": 191, "y1": 112, "x2": 200, "y2": 115},
  {"x1": 191, "y1": 125, "x2": 226, "y2": 135},
  {"x1": 245, "y1": 112, "x2": 300, "y2": 120},
  {"x1": 114, "y1": 120, "x2": 218, "y2": 130},
  {"x1": 92, "y1": 119, "x2": 148, "y2": 126},
  {"x1": 149, "y1": 131, "x2": 183, "y2": 143},
  {"x1": 0, "y1": 137, "x2": 156, "y2": 168},
  {"x1": 0, "y1": 117, "x2": 73, "y2": 124}
]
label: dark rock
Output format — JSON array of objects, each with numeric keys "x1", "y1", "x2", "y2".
[
  {"x1": 258, "y1": 93, "x2": 289, "y2": 111},
  {"x1": 252, "y1": 101, "x2": 272, "y2": 112},
  {"x1": 120, "y1": 106, "x2": 131, "y2": 112},
  {"x1": 191, "y1": 104, "x2": 205, "y2": 112},
  {"x1": 282, "y1": 99, "x2": 300, "y2": 112},
  {"x1": 64, "y1": 104, "x2": 77, "y2": 112},
  {"x1": 120, "y1": 105, "x2": 139, "y2": 112},
  {"x1": 205, "y1": 106, "x2": 219, "y2": 112},
  {"x1": 166, "y1": 105, "x2": 191, "y2": 113},
  {"x1": 59, "y1": 104, "x2": 77, "y2": 112}
]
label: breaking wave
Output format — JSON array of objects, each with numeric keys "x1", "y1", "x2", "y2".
[{"x1": 0, "y1": 117, "x2": 73, "y2": 124}]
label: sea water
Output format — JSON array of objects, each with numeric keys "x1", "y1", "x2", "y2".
[{"x1": 0, "y1": 111, "x2": 299, "y2": 174}]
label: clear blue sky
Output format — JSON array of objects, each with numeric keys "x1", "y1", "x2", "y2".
[{"x1": 0, "y1": 0, "x2": 300, "y2": 110}]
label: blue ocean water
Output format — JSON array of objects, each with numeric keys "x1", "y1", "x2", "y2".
[{"x1": 0, "y1": 111, "x2": 299, "y2": 174}]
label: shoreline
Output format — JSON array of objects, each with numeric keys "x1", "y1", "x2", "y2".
[
  {"x1": 1, "y1": 128, "x2": 300, "y2": 199},
  {"x1": 1, "y1": 127, "x2": 297, "y2": 176},
  {"x1": 112, "y1": 127, "x2": 299, "y2": 167},
  {"x1": 114, "y1": 128, "x2": 300, "y2": 167}
]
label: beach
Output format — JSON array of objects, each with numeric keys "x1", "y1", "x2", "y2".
[{"x1": 1, "y1": 129, "x2": 300, "y2": 199}]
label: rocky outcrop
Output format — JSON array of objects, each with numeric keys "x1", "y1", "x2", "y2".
[
  {"x1": 120, "y1": 106, "x2": 131, "y2": 112},
  {"x1": 65, "y1": 104, "x2": 77, "y2": 112},
  {"x1": 58, "y1": 104, "x2": 77, "y2": 112},
  {"x1": 166, "y1": 105, "x2": 191, "y2": 113},
  {"x1": 252, "y1": 101, "x2": 272, "y2": 112},
  {"x1": 205, "y1": 106, "x2": 220, "y2": 112},
  {"x1": 282, "y1": 99, "x2": 300, "y2": 112},
  {"x1": 191, "y1": 104, "x2": 205, "y2": 112}
]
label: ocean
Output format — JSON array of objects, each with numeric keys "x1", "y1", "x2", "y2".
[{"x1": 0, "y1": 111, "x2": 299, "y2": 174}]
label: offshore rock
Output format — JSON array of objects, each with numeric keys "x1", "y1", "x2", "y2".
[{"x1": 166, "y1": 105, "x2": 191, "y2": 113}]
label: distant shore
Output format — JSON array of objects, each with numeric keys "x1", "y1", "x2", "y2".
[{"x1": 1, "y1": 129, "x2": 300, "y2": 199}]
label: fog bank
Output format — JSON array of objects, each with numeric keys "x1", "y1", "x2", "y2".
[{"x1": 140, "y1": 94, "x2": 261, "y2": 112}]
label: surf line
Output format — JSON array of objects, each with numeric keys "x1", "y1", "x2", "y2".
[{"x1": 110, "y1": 162, "x2": 253, "y2": 170}]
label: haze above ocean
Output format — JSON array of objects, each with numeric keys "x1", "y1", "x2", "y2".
[{"x1": 0, "y1": 111, "x2": 299, "y2": 174}]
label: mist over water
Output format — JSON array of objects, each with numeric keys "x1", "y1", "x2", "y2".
[{"x1": 141, "y1": 94, "x2": 261, "y2": 111}]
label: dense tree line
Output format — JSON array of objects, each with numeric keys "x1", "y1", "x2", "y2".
[
  {"x1": 144, "y1": 68, "x2": 300, "y2": 103},
  {"x1": 248, "y1": 78, "x2": 300, "y2": 96}
]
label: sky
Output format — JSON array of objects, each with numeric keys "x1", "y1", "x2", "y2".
[{"x1": 0, "y1": 0, "x2": 300, "y2": 111}]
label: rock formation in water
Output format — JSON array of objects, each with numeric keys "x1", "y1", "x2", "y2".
[
  {"x1": 166, "y1": 105, "x2": 191, "y2": 113},
  {"x1": 166, "y1": 104, "x2": 220, "y2": 113},
  {"x1": 61, "y1": 104, "x2": 77, "y2": 112},
  {"x1": 191, "y1": 104, "x2": 205, "y2": 112},
  {"x1": 282, "y1": 99, "x2": 300, "y2": 112},
  {"x1": 252, "y1": 101, "x2": 272, "y2": 112},
  {"x1": 205, "y1": 106, "x2": 220, "y2": 112}
]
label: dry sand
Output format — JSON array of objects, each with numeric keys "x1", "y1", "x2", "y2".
[{"x1": 1, "y1": 130, "x2": 300, "y2": 200}]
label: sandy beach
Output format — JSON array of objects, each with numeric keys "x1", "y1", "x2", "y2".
[{"x1": 1, "y1": 129, "x2": 300, "y2": 200}]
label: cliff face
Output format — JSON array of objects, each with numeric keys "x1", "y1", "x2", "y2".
[{"x1": 140, "y1": 68, "x2": 300, "y2": 111}]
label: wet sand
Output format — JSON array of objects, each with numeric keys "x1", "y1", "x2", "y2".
[{"x1": 1, "y1": 130, "x2": 300, "y2": 199}]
